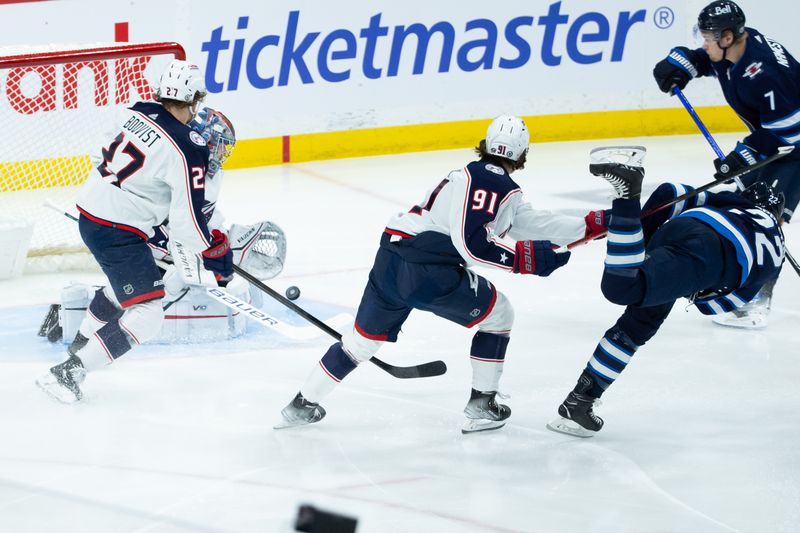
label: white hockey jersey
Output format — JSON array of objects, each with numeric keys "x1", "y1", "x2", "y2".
[
  {"x1": 76, "y1": 101, "x2": 213, "y2": 253},
  {"x1": 384, "y1": 160, "x2": 585, "y2": 270}
]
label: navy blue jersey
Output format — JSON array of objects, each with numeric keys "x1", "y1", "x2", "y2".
[
  {"x1": 383, "y1": 159, "x2": 583, "y2": 271},
  {"x1": 642, "y1": 183, "x2": 784, "y2": 314},
  {"x1": 694, "y1": 28, "x2": 800, "y2": 156}
]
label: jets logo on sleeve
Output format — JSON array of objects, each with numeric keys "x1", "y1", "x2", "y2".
[{"x1": 743, "y1": 62, "x2": 764, "y2": 79}]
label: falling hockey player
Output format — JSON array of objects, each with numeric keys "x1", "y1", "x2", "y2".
[
  {"x1": 547, "y1": 146, "x2": 785, "y2": 438},
  {"x1": 653, "y1": 0, "x2": 800, "y2": 328},
  {"x1": 36, "y1": 60, "x2": 238, "y2": 403},
  {"x1": 275, "y1": 115, "x2": 611, "y2": 433}
]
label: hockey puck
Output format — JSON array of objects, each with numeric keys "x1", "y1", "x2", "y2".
[{"x1": 285, "y1": 286, "x2": 301, "y2": 300}]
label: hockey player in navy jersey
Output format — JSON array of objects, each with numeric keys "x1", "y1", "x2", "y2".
[
  {"x1": 547, "y1": 148, "x2": 785, "y2": 438},
  {"x1": 653, "y1": 0, "x2": 799, "y2": 327},
  {"x1": 36, "y1": 60, "x2": 234, "y2": 403},
  {"x1": 275, "y1": 115, "x2": 610, "y2": 433}
]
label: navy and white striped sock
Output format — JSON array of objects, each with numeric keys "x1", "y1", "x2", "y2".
[
  {"x1": 604, "y1": 199, "x2": 645, "y2": 271},
  {"x1": 585, "y1": 326, "x2": 638, "y2": 397}
]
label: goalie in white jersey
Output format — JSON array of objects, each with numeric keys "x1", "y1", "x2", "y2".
[
  {"x1": 275, "y1": 115, "x2": 610, "y2": 433},
  {"x1": 37, "y1": 60, "x2": 235, "y2": 403}
]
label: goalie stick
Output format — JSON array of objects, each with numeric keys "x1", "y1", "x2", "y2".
[
  {"x1": 44, "y1": 200, "x2": 446, "y2": 379},
  {"x1": 232, "y1": 265, "x2": 448, "y2": 379}
]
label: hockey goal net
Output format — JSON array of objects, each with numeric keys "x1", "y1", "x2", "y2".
[{"x1": 0, "y1": 42, "x2": 185, "y2": 272}]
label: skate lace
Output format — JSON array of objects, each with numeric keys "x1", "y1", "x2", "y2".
[{"x1": 603, "y1": 173, "x2": 629, "y2": 197}]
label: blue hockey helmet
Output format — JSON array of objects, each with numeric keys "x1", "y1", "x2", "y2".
[
  {"x1": 739, "y1": 181, "x2": 785, "y2": 220},
  {"x1": 190, "y1": 107, "x2": 236, "y2": 177}
]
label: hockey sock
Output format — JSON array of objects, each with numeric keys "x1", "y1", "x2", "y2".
[
  {"x1": 300, "y1": 343, "x2": 359, "y2": 404},
  {"x1": 585, "y1": 325, "x2": 638, "y2": 397},
  {"x1": 79, "y1": 287, "x2": 123, "y2": 339},
  {"x1": 71, "y1": 320, "x2": 133, "y2": 372},
  {"x1": 470, "y1": 331, "x2": 510, "y2": 392},
  {"x1": 601, "y1": 199, "x2": 646, "y2": 305}
]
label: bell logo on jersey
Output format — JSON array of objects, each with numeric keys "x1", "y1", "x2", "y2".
[{"x1": 743, "y1": 62, "x2": 763, "y2": 79}]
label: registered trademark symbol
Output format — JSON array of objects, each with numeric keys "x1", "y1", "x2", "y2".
[{"x1": 654, "y1": 6, "x2": 674, "y2": 29}]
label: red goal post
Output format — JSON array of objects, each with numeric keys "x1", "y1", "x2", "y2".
[{"x1": 0, "y1": 42, "x2": 185, "y2": 272}]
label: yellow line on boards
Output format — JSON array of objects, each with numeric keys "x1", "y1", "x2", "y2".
[
  {"x1": 223, "y1": 105, "x2": 745, "y2": 169},
  {"x1": 0, "y1": 106, "x2": 746, "y2": 191}
]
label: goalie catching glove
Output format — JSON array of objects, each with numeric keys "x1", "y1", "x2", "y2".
[
  {"x1": 202, "y1": 229, "x2": 233, "y2": 279},
  {"x1": 512, "y1": 240, "x2": 571, "y2": 276}
]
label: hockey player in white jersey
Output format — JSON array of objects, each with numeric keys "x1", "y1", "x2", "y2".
[
  {"x1": 275, "y1": 115, "x2": 610, "y2": 433},
  {"x1": 37, "y1": 60, "x2": 234, "y2": 403}
]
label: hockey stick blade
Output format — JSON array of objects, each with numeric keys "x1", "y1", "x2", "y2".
[
  {"x1": 206, "y1": 286, "x2": 348, "y2": 341},
  {"x1": 369, "y1": 356, "x2": 447, "y2": 379},
  {"x1": 232, "y1": 265, "x2": 448, "y2": 379}
]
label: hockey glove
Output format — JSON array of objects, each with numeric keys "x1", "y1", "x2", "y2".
[
  {"x1": 584, "y1": 209, "x2": 610, "y2": 240},
  {"x1": 653, "y1": 47, "x2": 698, "y2": 94},
  {"x1": 513, "y1": 240, "x2": 571, "y2": 277},
  {"x1": 202, "y1": 229, "x2": 234, "y2": 279},
  {"x1": 713, "y1": 142, "x2": 759, "y2": 181}
]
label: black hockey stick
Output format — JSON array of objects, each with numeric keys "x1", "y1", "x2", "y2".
[
  {"x1": 232, "y1": 265, "x2": 447, "y2": 379},
  {"x1": 565, "y1": 145, "x2": 795, "y2": 250},
  {"x1": 785, "y1": 249, "x2": 800, "y2": 276}
]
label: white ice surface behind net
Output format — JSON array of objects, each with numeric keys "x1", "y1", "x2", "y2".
[{"x1": 0, "y1": 133, "x2": 798, "y2": 533}]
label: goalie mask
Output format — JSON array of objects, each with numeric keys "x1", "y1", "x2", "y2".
[
  {"x1": 739, "y1": 181, "x2": 785, "y2": 220},
  {"x1": 229, "y1": 221, "x2": 287, "y2": 280},
  {"x1": 191, "y1": 107, "x2": 236, "y2": 178}
]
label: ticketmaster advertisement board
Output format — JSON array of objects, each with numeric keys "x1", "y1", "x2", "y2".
[{"x1": 0, "y1": 0, "x2": 797, "y2": 164}]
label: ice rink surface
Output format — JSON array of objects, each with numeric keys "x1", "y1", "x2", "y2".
[{"x1": 0, "y1": 133, "x2": 798, "y2": 533}]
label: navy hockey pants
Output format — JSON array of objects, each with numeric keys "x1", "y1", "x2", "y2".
[
  {"x1": 605, "y1": 217, "x2": 740, "y2": 346},
  {"x1": 79, "y1": 214, "x2": 165, "y2": 308},
  {"x1": 352, "y1": 237, "x2": 497, "y2": 342}
]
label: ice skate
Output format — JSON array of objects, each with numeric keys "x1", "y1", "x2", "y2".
[
  {"x1": 36, "y1": 354, "x2": 86, "y2": 404},
  {"x1": 274, "y1": 392, "x2": 326, "y2": 429},
  {"x1": 462, "y1": 389, "x2": 511, "y2": 434},
  {"x1": 589, "y1": 146, "x2": 646, "y2": 200},
  {"x1": 712, "y1": 281, "x2": 773, "y2": 330},
  {"x1": 547, "y1": 371, "x2": 604, "y2": 438}
]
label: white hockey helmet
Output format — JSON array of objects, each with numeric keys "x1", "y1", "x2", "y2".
[
  {"x1": 154, "y1": 59, "x2": 207, "y2": 106},
  {"x1": 485, "y1": 115, "x2": 529, "y2": 162}
]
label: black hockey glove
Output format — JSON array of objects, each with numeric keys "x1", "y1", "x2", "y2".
[
  {"x1": 713, "y1": 142, "x2": 758, "y2": 181},
  {"x1": 202, "y1": 229, "x2": 234, "y2": 279},
  {"x1": 653, "y1": 47, "x2": 698, "y2": 94},
  {"x1": 513, "y1": 240, "x2": 571, "y2": 276}
]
